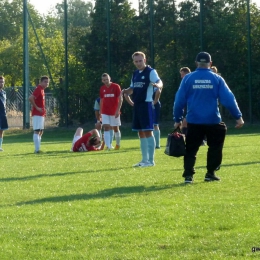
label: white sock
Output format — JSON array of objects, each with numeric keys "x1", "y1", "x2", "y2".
[
  {"x1": 33, "y1": 134, "x2": 40, "y2": 151},
  {"x1": 104, "y1": 131, "x2": 111, "y2": 148},
  {"x1": 115, "y1": 131, "x2": 121, "y2": 146},
  {"x1": 110, "y1": 129, "x2": 114, "y2": 146}
]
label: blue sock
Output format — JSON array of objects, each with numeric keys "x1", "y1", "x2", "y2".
[
  {"x1": 140, "y1": 138, "x2": 148, "y2": 163},
  {"x1": 147, "y1": 136, "x2": 155, "y2": 164},
  {"x1": 0, "y1": 137, "x2": 3, "y2": 148},
  {"x1": 154, "y1": 130, "x2": 160, "y2": 148}
]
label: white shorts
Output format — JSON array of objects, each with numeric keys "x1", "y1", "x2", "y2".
[
  {"x1": 32, "y1": 116, "x2": 45, "y2": 130},
  {"x1": 101, "y1": 114, "x2": 121, "y2": 126},
  {"x1": 72, "y1": 135, "x2": 81, "y2": 146}
]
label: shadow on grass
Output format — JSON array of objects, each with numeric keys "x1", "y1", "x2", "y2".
[
  {"x1": 0, "y1": 167, "x2": 130, "y2": 183},
  {"x1": 9, "y1": 149, "x2": 131, "y2": 158},
  {"x1": 14, "y1": 183, "x2": 191, "y2": 206},
  {"x1": 1, "y1": 160, "x2": 259, "y2": 184}
]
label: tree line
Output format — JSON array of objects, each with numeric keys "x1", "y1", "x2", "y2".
[{"x1": 0, "y1": 0, "x2": 259, "y2": 125}]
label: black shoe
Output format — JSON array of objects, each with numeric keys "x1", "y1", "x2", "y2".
[
  {"x1": 184, "y1": 176, "x2": 193, "y2": 184},
  {"x1": 204, "y1": 173, "x2": 220, "y2": 182}
]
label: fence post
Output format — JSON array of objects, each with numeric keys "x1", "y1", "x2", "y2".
[
  {"x1": 199, "y1": 0, "x2": 204, "y2": 51},
  {"x1": 64, "y1": 0, "x2": 69, "y2": 127},
  {"x1": 149, "y1": 0, "x2": 154, "y2": 68},
  {"x1": 247, "y1": 0, "x2": 252, "y2": 123},
  {"x1": 23, "y1": 0, "x2": 30, "y2": 129},
  {"x1": 106, "y1": 0, "x2": 111, "y2": 75}
]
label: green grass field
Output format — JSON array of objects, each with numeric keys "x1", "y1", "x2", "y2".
[{"x1": 0, "y1": 125, "x2": 260, "y2": 259}]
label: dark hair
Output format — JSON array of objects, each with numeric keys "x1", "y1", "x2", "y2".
[
  {"x1": 180, "y1": 67, "x2": 191, "y2": 74},
  {"x1": 89, "y1": 135, "x2": 99, "y2": 146},
  {"x1": 0, "y1": 76, "x2": 4, "y2": 80}
]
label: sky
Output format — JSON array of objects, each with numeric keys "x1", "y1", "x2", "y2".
[
  {"x1": 28, "y1": 0, "x2": 138, "y2": 14},
  {"x1": 29, "y1": 0, "x2": 259, "y2": 14}
]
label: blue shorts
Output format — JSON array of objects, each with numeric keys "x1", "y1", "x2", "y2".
[
  {"x1": 0, "y1": 114, "x2": 8, "y2": 130},
  {"x1": 132, "y1": 102, "x2": 154, "y2": 131},
  {"x1": 153, "y1": 102, "x2": 161, "y2": 125}
]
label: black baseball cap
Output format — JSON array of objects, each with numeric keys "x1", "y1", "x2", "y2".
[{"x1": 196, "y1": 52, "x2": 211, "y2": 63}]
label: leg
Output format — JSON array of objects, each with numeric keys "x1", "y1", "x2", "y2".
[
  {"x1": 95, "y1": 121, "x2": 102, "y2": 141},
  {"x1": 33, "y1": 130, "x2": 41, "y2": 153},
  {"x1": 113, "y1": 126, "x2": 121, "y2": 149},
  {"x1": 183, "y1": 124, "x2": 205, "y2": 178},
  {"x1": 32, "y1": 116, "x2": 45, "y2": 153},
  {"x1": 71, "y1": 127, "x2": 83, "y2": 151},
  {"x1": 139, "y1": 130, "x2": 155, "y2": 165},
  {"x1": 102, "y1": 114, "x2": 112, "y2": 149},
  {"x1": 138, "y1": 131, "x2": 149, "y2": 164},
  {"x1": 109, "y1": 126, "x2": 114, "y2": 147},
  {"x1": 111, "y1": 115, "x2": 121, "y2": 149},
  {"x1": 153, "y1": 124, "x2": 160, "y2": 148},
  {"x1": 0, "y1": 115, "x2": 8, "y2": 151},
  {"x1": 74, "y1": 127, "x2": 83, "y2": 137},
  {"x1": 0, "y1": 130, "x2": 3, "y2": 151},
  {"x1": 182, "y1": 118, "x2": 188, "y2": 137},
  {"x1": 205, "y1": 123, "x2": 227, "y2": 179}
]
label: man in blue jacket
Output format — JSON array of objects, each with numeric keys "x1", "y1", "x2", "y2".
[{"x1": 173, "y1": 52, "x2": 244, "y2": 183}]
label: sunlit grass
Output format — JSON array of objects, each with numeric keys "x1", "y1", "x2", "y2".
[{"x1": 0, "y1": 125, "x2": 259, "y2": 259}]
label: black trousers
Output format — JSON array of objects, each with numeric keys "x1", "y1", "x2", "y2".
[{"x1": 183, "y1": 122, "x2": 227, "y2": 177}]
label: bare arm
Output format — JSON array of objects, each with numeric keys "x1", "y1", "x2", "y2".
[
  {"x1": 153, "y1": 88, "x2": 161, "y2": 105},
  {"x1": 152, "y1": 79, "x2": 163, "y2": 89},
  {"x1": 115, "y1": 94, "x2": 123, "y2": 118},
  {"x1": 124, "y1": 93, "x2": 134, "y2": 107},
  {"x1": 95, "y1": 110, "x2": 101, "y2": 121},
  {"x1": 100, "y1": 99, "x2": 103, "y2": 114},
  {"x1": 121, "y1": 87, "x2": 133, "y2": 96}
]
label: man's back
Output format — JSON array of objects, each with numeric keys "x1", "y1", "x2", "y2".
[{"x1": 175, "y1": 68, "x2": 241, "y2": 124}]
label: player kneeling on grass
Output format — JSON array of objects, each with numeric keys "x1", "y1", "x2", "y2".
[{"x1": 71, "y1": 128, "x2": 105, "y2": 152}]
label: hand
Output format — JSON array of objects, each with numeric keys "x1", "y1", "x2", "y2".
[
  {"x1": 120, "y1": 89, "x2": 125, "y2": 97},
  {"x1": 235, "y1": 117, "x2": 244, "y2": 128},
  {"x1": 174, "y1": 122, "x2": 181, "y2": 129},
  {"x1": 37, "y1": 107, "x2": 43, "y2": 113},
  {"x1": 95, "y1": 121, "x2": 102, "y2": 130}
]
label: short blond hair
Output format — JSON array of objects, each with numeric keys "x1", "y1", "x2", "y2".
[
  {"x1": 101, "y1": 73, "x2": 110, "y2": 79},
  {"x1": 211, "y1": 66, "x2": 218, "y2": 73},
  {"x1": 132, "y1": 51, "x2": 146, "y2": 60}
]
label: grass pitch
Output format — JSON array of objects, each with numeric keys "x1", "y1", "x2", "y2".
[{"x1": 0, "y1": 125, "x2": 259, "y2": 259}]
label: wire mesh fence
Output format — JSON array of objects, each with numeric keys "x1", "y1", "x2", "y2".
[
  {"x1": 5, "y1": 87, "x2": 59, "y2": 128},
  {"x1": 2, "y1": 0, "x2": 259, "y2": 127},
  {"x1": 80, "y1": 0, "x2": 260, "y2": 124}
]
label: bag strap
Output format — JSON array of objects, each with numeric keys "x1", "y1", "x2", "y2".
[{"x1": 171, "y1": 126, "x2": 182, "y2": 135}]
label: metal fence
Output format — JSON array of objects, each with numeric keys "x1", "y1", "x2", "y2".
[
  {"x1": 5, "y1": 87, "x2": 59, "y2": 128},
  {"x1": 79, "y1": 0, "x2": 260, "y2": 122}
]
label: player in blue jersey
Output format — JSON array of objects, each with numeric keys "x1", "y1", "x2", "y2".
[
  {"x1": 120, "y1": 51, "x2": 163, "y2": 167},
  {"x1": 124, "y1": 87, "x2": 162, "y2": 149},
  {"x1": 0, "y1": 76, "x2": 8, "y2": 151},
  {"x1": 174, "y1": 52, "x2": 244, "y2": 183}
]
